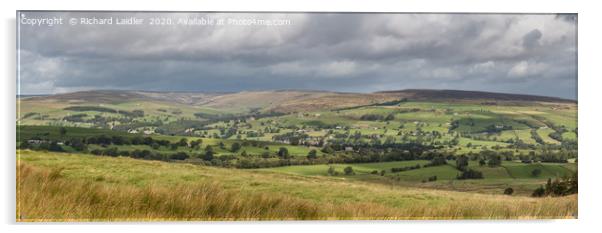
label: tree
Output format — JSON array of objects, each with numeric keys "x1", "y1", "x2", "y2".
[
  {"x1": 307, "y1": 149, "x2": 318, "y2": 160},
  {"x1": 69, "y1": 138, "x2": 87, "y2": 151},
  {"x1": 190, "y1": 139, "x2": 202, "y2": 149},
  {"x1": 532, "y1": 186, "x2": 546, "y2": 197},
  {"x1": 277, "y1": 147, "x2": 289, "y2": 158},
  {"x1": 19, "y1": 140, "x2": 31, "y2": 149},
  {"x1": 327, "y1": 166, "x2": 336, "y2": 176},
  {"x1": 504, "y1": 187, "x2": 514, "y2": 195},
  {"x1": 478, "y1": 159, "x2": 486, "y2": 166},
  {"x1": 178, "y1": 138, "x2": 188, "y2": 147},
  {"x1": 343, "y1": 166, "x2": 355, "y2": 175},
  {"x1": 203, "y1": 146, "x2": 214, "y2": 161},
  {"x1": 321, "y1": 145, "x2": 335, "y2": 154},
  {"x1": 456, "y1": 155, "x2": 469, "y2": 171},
  {"x1": 231, "y1": 142, "x2": 241, "y2": 152},
  {"x1": 59, "y1": 127, "x2": 67, "y2": 136},
  {"x1": 531, "y1": 168, "x2": 542, "y2": 177},
  {"x1": 170, "y1": 152, "x2": 189, "y2": 160},
  {"x1": 487, "y1": 155, "x2": 502, "y2": 167}
]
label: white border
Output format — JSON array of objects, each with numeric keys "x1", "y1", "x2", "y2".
[{"x1": 2, "y1": 0, "x2": 601, "y2": 232}]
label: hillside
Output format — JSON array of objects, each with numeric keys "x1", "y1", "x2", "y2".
[
  {"x1": 20, "y1": 89, "x2": 576, "y2": 114},
  {"x1": 17, "y1": 150, "x2": 577, "y2": 221},
  {"x1": 377, "y1": 89, "x2": 576, "y2": 104}
]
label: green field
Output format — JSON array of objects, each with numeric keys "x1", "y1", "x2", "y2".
[{"x1": 260, "y1": 160, "x2": 576, "y2": 195}]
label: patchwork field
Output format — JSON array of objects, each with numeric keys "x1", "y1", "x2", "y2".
[{"x1": 16, "y1": 89, "x2": 578, "y2": 220}]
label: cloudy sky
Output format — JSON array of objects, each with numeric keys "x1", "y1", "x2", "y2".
[{"x1": 18, "y1": 12, "x2": 577, "y2": 99}]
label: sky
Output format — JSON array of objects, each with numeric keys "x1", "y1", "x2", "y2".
[{"x1": 18, "y1": 12, "x2": 577, "y2": 99}]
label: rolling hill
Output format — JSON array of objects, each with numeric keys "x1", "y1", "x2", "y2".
[{"x1": 20, "y1": 89, "x2": 576, "y2": 114}]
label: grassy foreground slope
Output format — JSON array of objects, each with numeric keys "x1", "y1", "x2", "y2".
[{"x1": 17, "y1": 150, "x2": 576, "y2": 221}]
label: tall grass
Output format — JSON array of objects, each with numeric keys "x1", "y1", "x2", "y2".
[
  {"x1": 17, "y1": 163, "x2": 577, "y2": 221},
  {"x1": 17, "y1": 164, "x2": 403, "y2": 221}
]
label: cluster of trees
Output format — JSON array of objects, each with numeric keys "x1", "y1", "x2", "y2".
[
  {"x1": 19, "y1": 140, "x2": 65, "y2": 152},
  {"x1": 272, "y1": 132, "x2": 309, "y2": 145},
  {"x1": 390, "y1": 164, "x2": 421, "y2": 173},
  {"x1": 531, "y1": 129, "x2": 545, "y2": 145},
  {"x1": 326, "y1": 166, "x2": 355, "y2": 176},
  {"x1": 457, "y1": 169, "x2": 484, "y2": 179},
  {"x1": 532, "y1": 175, "x2": 578, "y2": 197},
  {"x1": 423, "y1": 156, "x2": 447, "y2": 167},
  {"x1": 359, "y1": 114, "x2": 395, "y2": 121},
  {"x1": 83, "y1": 134, "x2": 190, "y2": 148},
  {"x1": 455, "y1": 155, "x2": 469, "y2": 170},
  {"x1": 90, "y1": 148, "x2": 191, "y2": 161}
]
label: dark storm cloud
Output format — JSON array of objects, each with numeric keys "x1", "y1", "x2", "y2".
[{"x1": 17, "y1": 12, "x2": 577, "y2": 99}]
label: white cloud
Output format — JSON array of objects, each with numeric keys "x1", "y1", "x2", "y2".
[
  {"x1": 319, "y1": 60, "x2": 357, "y2": 77},
  {"x1": 469, "y1": 61, "x2": 496, "y2": 74},
  {"x1": 508, "y1": 61, "x2": 548, "y2": 78}
]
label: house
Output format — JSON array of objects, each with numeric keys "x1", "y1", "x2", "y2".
[
  {"x1": 344, "y1": 146, "x2": 354, "y2": 152},
  {"x1": 27, "y1": 139, "x2": 48, "y2": 144}
]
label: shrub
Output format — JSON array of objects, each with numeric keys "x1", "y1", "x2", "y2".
[
  {"x1": 532, "y1": 186, "x2": 546, "y2": 197},
  {"x1": 203, "y1": 149, "x2": 214, "y2": 161},
  {"x1": 307, "y1": 149, "x2": 318, "y2": 160},
  {"x1": 504, "y1": 187, "x2": 514, "y2": 195},
  {"x1": 478, "y1": 159, "x2": 486, "y2": 166},
  {"x1": 360, "y1": 114, "x2": 384, "y2": 121},
  {"x1": 343, "y1": 166, "x2": 355, "y2": 175},
  {"x1": 277, "y1": 147, "x2": 289, "y2": 159},
  {"x1": 231, "y1": 142, "x2": 241, "y2": 152},
  {"x1": 531, "y1": 168, "x2": 542, "y2": 177},
  {"x1": 327, "y1": 166, "x2": 336, "y2": 176}
]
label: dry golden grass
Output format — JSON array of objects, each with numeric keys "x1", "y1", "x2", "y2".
[
  {"x1": 17, "y1": 151, "x2": 577, "y2": 221},
  {"x1": 17, "y1": 164, "x2": 405, "y2": 221}
]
